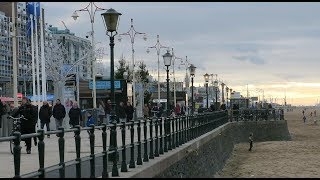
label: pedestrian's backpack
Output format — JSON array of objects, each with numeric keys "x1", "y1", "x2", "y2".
[{"x1": 86, "y1": 116, "x2": 95, "y2": 127}]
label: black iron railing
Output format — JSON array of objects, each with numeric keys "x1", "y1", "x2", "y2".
[
  {"x1": 229, "y1": 108, "x2": 285, "y2": 122},
  {"x1": 2, "y1": 109, "x2": 278, "y2": 178}
]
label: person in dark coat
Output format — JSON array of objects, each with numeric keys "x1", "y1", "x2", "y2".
[
  {"x1": 39, "y1": 101, "x2": 52, "y2": 138},
  {"x1": 52, "y1": 99, "x2": 66, "y2": 130},
  {"x1": 12, "y1": 97, "x2": 37, "y2": 154},
  {"x1": 125, "y1": 102, "x2": 134, "y2": 122},
  {"x1": 68, "y1": 102, "x2": 82, "y2": 128},
  {"x1": 117, "y1": 101, "x2": 127, "y2": 123}
]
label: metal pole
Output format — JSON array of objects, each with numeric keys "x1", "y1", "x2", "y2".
[
  {"x1": 206, "y1": 83, "x2": 208, "y2": 109},
  {"x1": 191, "y1": 77, "x2": 194, "y2": 115},
  {"x1": 166, "y1": 66, "x2": 170, "y2": 116},
  {"x1": 172, "y1": 48, "x2": 177, "y2": 108},
  {"x1": 12, "y1": 2, "x2": 18, "y2": 107},
  {"x1": 30, "y1": 14, "x2": 36, "y2": 99},
  {"x1": 109, "y1": 34, "x2": 116, "y2": 123},
  {"x1": 90, "y1": 9, "x2": 97, "y2": 109},
  {"x1": 40, "y1": 7, "x2": 47, "y2": 101}
]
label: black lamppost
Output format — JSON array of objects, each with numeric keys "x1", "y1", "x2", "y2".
[
  {"x1": 189, "y1": 64, "x2": 196, "y2": 114},
  {"x1": 226, "y1": 86, "x2": 229, "y2": 108},
  {"x1": 204, "y1": 73, "x2": 209, "y2": 110},
  {"x1": 101, "y1": 8, "x2": 122, "y2": 177},
  {"x1": 214, "y1": 79, "x2": 218, "y2": 110},
  {"x1": 163, "y1": 49, "x2": 173, "y2": 116}
]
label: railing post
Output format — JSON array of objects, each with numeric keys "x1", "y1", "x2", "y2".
[
  {"x1": 159, "y1": 117, "x2": 164, "y2": 154},
  {"x1": 37, "y1": 129, "x2": 45, "y2": 178},
  {"x1": 129, "y1": 121, "x2": 135, "y2": 168},
  {"x1": 58, "y1": 127, "x2": 65, "y2": 178},
  {"x1": 111, "y1": 122, "x2": 119, "y2": 177},
  {"x1": 136, "y1": 120, "x2": 142, "y2": 165},
  {"x1": 74, "y1": 125, "x2": 81, "y2": 178},
  {"x1": 171, "y1": 117, "x2": 175, "y2": 149},
  {"x1": 89, "y1": 124, "x2": 95, "y2": 178},
  {"x1": 164, "y1": 117, "x2": 168, "y2": 152},
  {"x1": 176, "y1": 116, "x2": 179, "y2": 148},
  {"x1": 149, "y1": 118, "x2": 154, "y2": 159},
  {"x1": 13, "y1": 132, "x2": 21, "y2": 178},
  {"x1": 179, "y1": 116, "x2": 183, "y2": 146},
  {"x1": 121, "y1": 122, "x2": 128, "y2": 172},
  {"x1": 101, "y1": 123, "x2": 108, "y2": 178},
  {"x1": 168, "y1": 117, "x2": 172, "y2": 151},
  {"x1": 143, "y1": 120, "x2": 149, "y2": 162},
  {"x1": 154, "y1": 118, "x2": 159, "y2": 157}
]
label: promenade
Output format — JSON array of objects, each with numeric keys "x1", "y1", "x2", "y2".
[
  {"x1": 216, "y1": 107, "x2": 320, "y2": 178},
  {"x1": 0, "y1": 116, "x2": 162, "y2": 178}
]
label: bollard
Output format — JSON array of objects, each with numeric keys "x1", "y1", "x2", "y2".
[
  {"x1": 89, "y1": 124, "x2": 95, "y2": 178},
  {"x1": 37, "y1": 129, "x2": 45, "y2": 178},
  {"x1": 136, "y1": 120, "x2": 142, "y2": 165},
  {"x1": 149, "y1": 118, "x2": 154, "y2": 159},
  {"x1": 143, "y1": 120, "x2": 149, "y2": 162},
  {"x1": 74, "y1": 125, "x2": 82, "y2": 178},
  {"x1": 129, "y1": 121, "x2": 135, "y2": 168},
  {"x1": 159, "y1": 117, "x2": 164, "y2": 155},
  {"x1": 154, "y1": 118, "x2": 159, "y2": 157},
  {"x1": 58, "y1": 127, "x2": 65, "y2": 178},
  {"x1": 13, "y1": 132, "x2": 21, "y2": 178},
  {"x1": 101, "y1": 123, "x2": 108, "y2": 178},
  {"x1": 120, "y1": 122, "x2": 128, "y2": 172}
]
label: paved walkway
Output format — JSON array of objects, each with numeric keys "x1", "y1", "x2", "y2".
[{"x1": 0, "y1": 117, "x2": 165, "y2": 178}]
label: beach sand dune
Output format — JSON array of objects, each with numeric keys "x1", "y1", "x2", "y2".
[{"x1": 215, "y1": 107, "x2": 320, "y2": 178}]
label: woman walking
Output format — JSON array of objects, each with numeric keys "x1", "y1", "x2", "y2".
[{"x1": 68, "y1": 102, "x2": 82, "y2": 128}]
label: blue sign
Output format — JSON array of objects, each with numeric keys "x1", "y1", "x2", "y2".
[
  {"x1": 89, "y1": 80, "x2": 121, "y2": 90},
  {"x1": 27, "y1": 94, "x2": 54, "y2": 101}
]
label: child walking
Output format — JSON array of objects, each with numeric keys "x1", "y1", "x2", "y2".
[
  {"x1": 249, "y1": 133, "x2": 253, "y2": 151},
  {"x1": 86, "y1": 112, "x2": 95, "y2": 136}
]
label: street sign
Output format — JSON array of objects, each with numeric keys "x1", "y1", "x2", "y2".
[{"x1": 89, "y1": 80, "x2": 121, "y2": 90}]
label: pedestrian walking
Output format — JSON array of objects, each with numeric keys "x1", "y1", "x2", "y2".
[
  {"x1": 12, "y1": 97, "x2": 37, "y2": 154},
  {"x1": 314, "y1": 110, "x2": 317, "y2": 117},
  {"x1": 68, "y1": 102, "x2": 82, "y2": 128},
  {"x1": 39, "y1": 101, "x2": 52, "y2": 138},
  {"x1": 97, "y1": 100, "x2": 105, "y2": 125},
  {"x1": 125, "y1": 102, "x2": 134, "y2": 122},
  {"x1": 302, "y1": 110, "x2": 305, "y2": 116},
  {"x1": 105, "y1": 99, "x2": 112, "y2": 124},
  {"x1": 174, "y1": 103, "x2": 181, "y2": 116},
  {"x1": 0, "y1": 99, "x2": 4, "y2": 128},
  {"x1": 303, "y1": 115, "x2": 306, "y2": 124},
  {"x1": 117, "y1": 101, "x2": 127, "y2": 123},
  {"x1": 249, "y1": 133, "x2": 253, "y2": 151},
  {"x1": 156, "y1": 104, "x2": 164, "y2": 118},
  {"x1": 86, "y1": 112, "x2": 95, "y2": 136},
  {"x1": 143, "y1": 103, "x2": 149, "y2": 118},
  {"x1": 52, "y1": 99, "x2": 66, "y2": 131}
]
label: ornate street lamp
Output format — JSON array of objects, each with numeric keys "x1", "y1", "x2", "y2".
[
  {"x1": 188, "y1": 64, "x2": 196, "y2": 114},
  {"x1": 203, "y1": 73, "x2": 210, "y2": 110},
  {"x1": 101, "y1": 8, "x2": 122, "y2": 177},
  {"x1": 163, "y1": 49, "x2": 172, "y2": 151},
  {"x1": 226, "y1": 86, "x2": 229, "y2": 108}
]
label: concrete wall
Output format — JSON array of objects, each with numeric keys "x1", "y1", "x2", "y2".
[{"x1": 125, "y1": 120, "x2": 291, "y2": 178}]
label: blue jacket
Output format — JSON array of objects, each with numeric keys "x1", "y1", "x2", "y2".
[{"x1": 86, "y1": 116, "x2": 95, "y2": 127}]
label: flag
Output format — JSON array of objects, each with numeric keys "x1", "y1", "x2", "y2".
[{"x1": 26, "y1": 2, "x2": 40, "y2": 36}]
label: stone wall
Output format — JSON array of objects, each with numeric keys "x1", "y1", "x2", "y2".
[{"x1": 130, "y1": 120, "x2": 291, "y2": 178}]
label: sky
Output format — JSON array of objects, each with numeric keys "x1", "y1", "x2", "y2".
[{"x1": 42, "y1": 2, "x2": 320, "y2": 106}]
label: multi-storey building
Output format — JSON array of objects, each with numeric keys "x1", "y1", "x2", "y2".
[
  {"x1": 47, "y1": 25, "x2": 92, "y2": 80},
  {"x1": 0, "y1": 2, "x2": 32, "y2": 97}
]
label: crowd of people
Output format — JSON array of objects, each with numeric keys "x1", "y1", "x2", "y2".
[{"x1": 302, "y1": 108, "x2": 317, "y2": 125}]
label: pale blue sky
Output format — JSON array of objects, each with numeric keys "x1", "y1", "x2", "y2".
[{"x1": 42, "y1": 2, "x2": 320, "y2": 105}]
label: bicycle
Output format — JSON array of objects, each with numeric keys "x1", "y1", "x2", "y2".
[{"x1": 7, "y1": 115, "x2": 28, "y2": 154}]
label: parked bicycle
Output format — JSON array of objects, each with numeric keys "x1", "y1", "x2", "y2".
[{"x1": 7, "y1": 115, "x2": 28, "y2": 154}]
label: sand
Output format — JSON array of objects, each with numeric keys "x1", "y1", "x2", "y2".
[{"x1": 215, "y1": 107, "x2": 320, "y2": 178}]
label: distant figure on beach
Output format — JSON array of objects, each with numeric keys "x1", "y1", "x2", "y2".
[
  {"x1": 302, "y1": 110, "x2": 305, "y2": 116},
  {"x1": 314, "y1": 110, "x2": 317, "y2": 117},
  {"x1": 249, "y1": 133, "x2": 253, "y2": 151},
  {"x1": 303, "y1": 115, "x2": 306, "y2": 124}
]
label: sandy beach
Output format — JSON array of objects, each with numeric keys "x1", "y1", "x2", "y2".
[{"x1": 215, "y1": 107, "x2": 320, "y2": 178}]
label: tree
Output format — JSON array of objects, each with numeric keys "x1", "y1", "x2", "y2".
[
  {"x1": 136, "y1": 61, "x2": 152, "y2": 104},
  {"x1": 115, "y1": 54, "x2": 130, "y2": 80}
]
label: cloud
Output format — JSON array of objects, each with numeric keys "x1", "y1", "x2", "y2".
[{"x1": 232, "y1": 55, "x2": 266, "y2": 65}]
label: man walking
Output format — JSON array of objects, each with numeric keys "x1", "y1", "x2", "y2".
[
  {"x1": 117, "y1": 101, "x2": 127, "y2": 123},
  {"x1": 52, "y1": 99, "x2": 66, "y2": 131},
  {"x1": 249, "y1": 133, "x2": 254, "y2": 151},
  {"x1": 39, "y1": 101, "x2": 52, "y2": 138}
]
